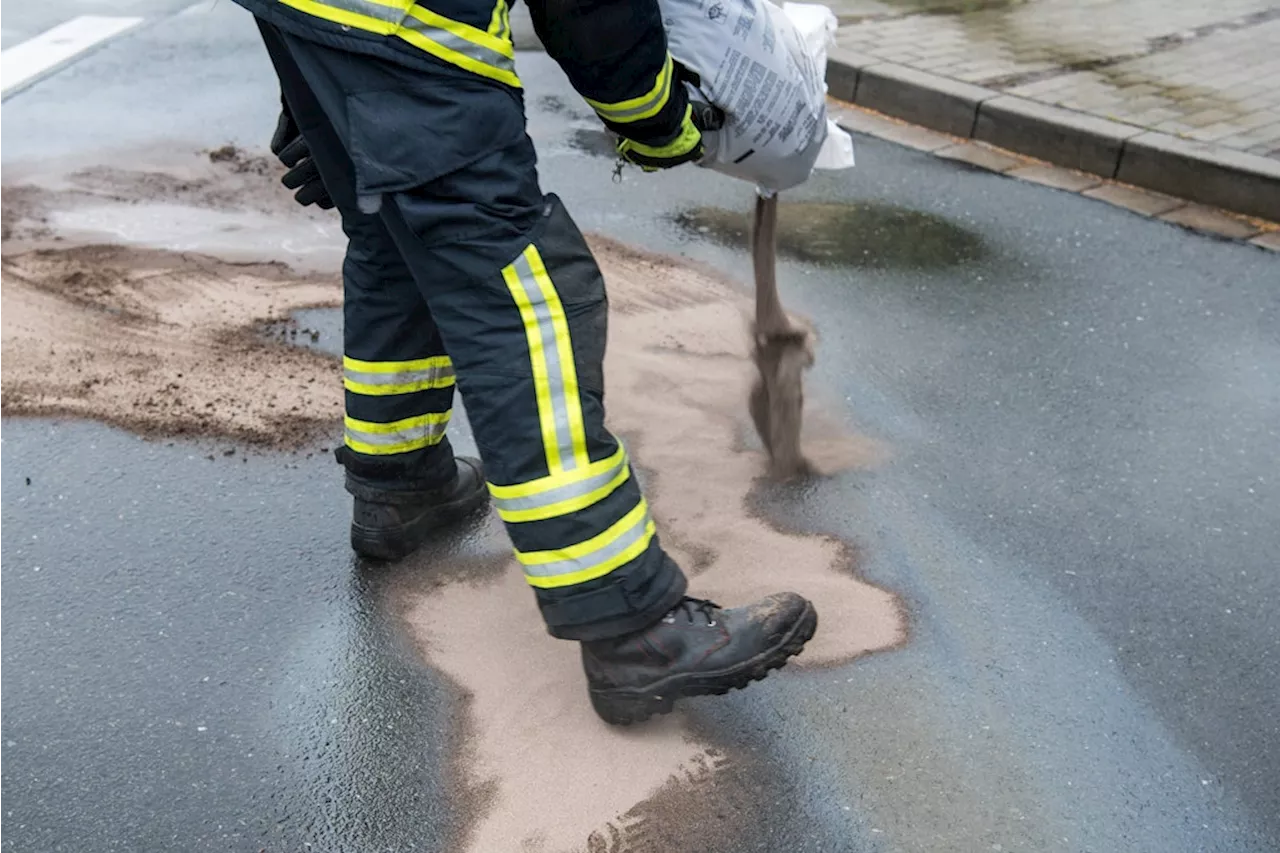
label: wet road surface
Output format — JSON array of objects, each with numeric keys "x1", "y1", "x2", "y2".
[{"x1": 3, "y1": 2, "x2": 1279, "y2": 851}]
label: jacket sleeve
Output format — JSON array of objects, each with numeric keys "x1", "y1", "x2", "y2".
[{"x1": 523, "y1": 0, "x2": 690, "y2": 147}]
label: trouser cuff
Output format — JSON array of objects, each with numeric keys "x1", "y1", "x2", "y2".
[
  {"x1": 536, "y1": 551, "x2": 689, "y2": 642},
  {"x1": 335, "y1": 439, "x2": 457, "y2": 500}
]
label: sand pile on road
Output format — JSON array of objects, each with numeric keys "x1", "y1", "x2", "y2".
[
  {"x1": 393, "y1": 236, "x2": 904, "y2": 853},
  {"x1": 1, "y1": 244, "x2": 343, "y2": 447}
]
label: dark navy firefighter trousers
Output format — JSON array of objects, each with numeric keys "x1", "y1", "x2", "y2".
[{"x1": 254, "y1": 20, "x2": 688, "y2": 642}]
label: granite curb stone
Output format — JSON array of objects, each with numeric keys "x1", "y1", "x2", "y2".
[{"x1": 825, "y1": 52, "x2": 1280, "y2": 221}]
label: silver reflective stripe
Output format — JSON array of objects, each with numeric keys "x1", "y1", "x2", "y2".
[
  {"x1": 345, "y1": 419, "x2": 447, "y2": 448},
  {"x1": 308, "y1": 0, "x2": 516, "y2": 76},
  {"x1": 511, "y1": 252, "x2": 579, "y2": 472},
  {"x1": 344, "y1": 363, "x2": 455, "y2": 390},
  {"x1": 492, "y1": 452, "x2": 627, "y2": 515},
  {"x1": 522, "y1": 509, "x2": 652, "y2": 578},
  {"x1": 591, "y1": 56, "x2": 671, "y2": 122}
]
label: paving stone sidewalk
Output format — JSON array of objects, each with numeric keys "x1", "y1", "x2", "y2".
[{"x1": 826, "y1": 0, "x2": 1280, "y2": 160}]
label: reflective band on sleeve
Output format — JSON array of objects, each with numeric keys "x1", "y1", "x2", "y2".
[
  {"x1": 501, "y1": 245, "x2": 590, "y2": 476},
  {"x1": 490, "y1": 444, "x2": 631, "y2": 523},
  {"x1": 617, "y1": 105, "x2": 701, "y2": 162},
  {"x1": 584, "y1": 54, "x2": 673, "y2": 124},
  {"x1": 344, "y1": 411, "x2": 450, "y2": 455},
  {"x1": 487, "y1": 0, "x2": 509, "y2": 40},
  {"x1": 278, "y1": 0, "x2": 520, "y2": 88},
  {"x1": 343, "y1": 355, "x2": 456, "y2": 396},
  {"x1": 518, "y1": 500, "x2": 657, "y2": 588}
]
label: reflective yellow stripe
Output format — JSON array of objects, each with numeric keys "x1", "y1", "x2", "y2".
[
  {"x1": 344, "y1": 412, "x2": 450, "y2": 455},
  {"x1": 278, "y1": 0, "x2": 521, "y2": 89},
  {"x1": 343, "y1": 355, "x2": 455, "y2": 396},
  {"x1": 487, "y1": 0, "x2": 508, "y2": 38},
  {"x1": 499, "y1": 465, "x2": 629, "y2": 524},
  {"x1": 344, "y1": 379, "x2": 455, "y2": 395},
  {"x1": 343, "y1": 355, "x2": 450, "y2": 374},
  {"x1": 406, "y1": 2, "x2": 512, "y2": 58},
  {"x1": 584, "y1": 54, "x2": 673, "y2": 123},
  {"x1": 518, "y1": 501, "x2": 657, "y2": 588},
  {"x1": 283, "y1": 0, "x2": 515, "y2": 57},
  {"x1": 490, "y1": 445, "x2": 631, "y2": 523},
  {"x1": 502, "y1": 257, "x2": 561, "y2": 473},
  {"x1": 618, "y1": 105, "x2": 701, "y2": 160},
  {"x1": 488, "y1": 444, "x2": 625, "y2": 500},
  {"x1": 526, "y1": 247, "x2": 590, "y2": 470},
  {"x1": 501, "y1": 245, "x2": 590, "y2": 476}
]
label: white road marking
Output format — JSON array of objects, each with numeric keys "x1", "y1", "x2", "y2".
[{"x1": 1, "y1": 16, "x2": 144, "y2": 97}]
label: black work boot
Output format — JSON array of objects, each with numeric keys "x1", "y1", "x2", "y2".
[
  {"x1": 338, "y1": 447, "x2": 490, "y2": 561},
  {"x1": 580, "y1": 593, "x2": 818, "y2": 725}
]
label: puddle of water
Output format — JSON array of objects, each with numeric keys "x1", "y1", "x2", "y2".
[
  {"x1": 534, "y1": 93, "x2": 591, "y2": 121},
  {"x1": 262, "y1": 306, "x2": 344, "y2": 357},
  {"x1": 48, "y1": 203, "x2": 346, "y2": 269},
  {"x1": 567, "y1": 127, "x2": 618, "y2": 158},
  {"x1": 673, "y1": 201, "x2": 986, "y2": 269}
]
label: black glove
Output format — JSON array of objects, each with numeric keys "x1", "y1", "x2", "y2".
[
  {"x1": 269, "y1": 98, "x2": 334, "y2": 210},
  {"x1": 614, "y1": 63, "x2": 724, "y2": 173}
]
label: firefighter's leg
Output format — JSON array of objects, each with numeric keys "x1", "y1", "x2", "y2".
[
  {"x1": 257, "y1": 20, "x2": 488, "y2": 559},
  {"x1": 269, "y1": 28, "x2": 685, "y2": 638},
  {"x1": 390, "y1": 192, "x2": 691, "y2": 640},
  {"x1": 267, "y1": 28, "x2": 816, "y2": 717},
  {"x1": 335, "y1": 228, "x2": 491, "y2": 560}
]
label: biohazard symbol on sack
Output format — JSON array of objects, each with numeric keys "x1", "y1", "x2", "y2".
[{"x1": 706, "y1": 2, "x2": 726, "y2": 22}]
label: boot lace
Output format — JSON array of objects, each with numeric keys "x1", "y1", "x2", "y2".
[{"x1": 663, "y1": 597, "x2": 721, "y2": 627}]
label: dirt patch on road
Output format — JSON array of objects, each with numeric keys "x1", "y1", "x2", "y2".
[
  {"x1": 1, "y1": 243, "x2": 342, "y2": 448},
  {"x1": 64, "y1": 149, "x2": 282, "y2": 212}
]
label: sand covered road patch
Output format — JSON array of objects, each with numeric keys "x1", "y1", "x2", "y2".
[
  {"x1": 1, "y1": 243, "x2": 343, "y2": 448},
  {"x1": 2, "y1": 155, "x2": 347, "y2": 446},
  {"x1": 392, "y1": 238, "x2": 905, "y2": 853}
]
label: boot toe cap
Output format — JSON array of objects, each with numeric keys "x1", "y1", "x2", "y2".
[{"x1": 745, "y1": 591, "x2": 814, "y2": 642}]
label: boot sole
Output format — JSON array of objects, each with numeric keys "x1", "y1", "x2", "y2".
[
  {"x1": 351, "y1": 486, "x2": 490, "y2": 562},
  {"x1": 588, "y1": 601, "x2": 818, "y2": 726}
]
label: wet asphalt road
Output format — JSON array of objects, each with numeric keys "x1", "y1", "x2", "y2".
[{"x1": 3, "y1": 2, "x2": 1279, "y2": 851}]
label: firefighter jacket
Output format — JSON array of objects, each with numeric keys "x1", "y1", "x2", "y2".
[{"x1": 235, "y1": 0, "x2": 698, "y2": 156}]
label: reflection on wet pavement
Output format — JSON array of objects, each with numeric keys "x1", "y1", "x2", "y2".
[
  {"x1": 0, "y1": 423, "x2": 466, "y2": 850},
  {"x1": 568, "y1": 127, "x2": 618, "y2": 159},
  {"x1": 673, "y1": 200, "x2": 986, "y2": 268}
]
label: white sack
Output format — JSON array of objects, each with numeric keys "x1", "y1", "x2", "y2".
[{"x1": 658, "y1": 0, "x2": 855, "y2": 191}]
